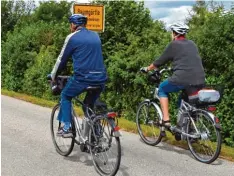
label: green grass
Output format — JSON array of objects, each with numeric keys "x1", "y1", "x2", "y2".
[{"x1": 2, "y1": 89, "x2": 234, "y2": 162}]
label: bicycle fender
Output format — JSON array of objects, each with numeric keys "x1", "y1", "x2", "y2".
[
  {"x1": 151, "y1": 102, "x2": 163, "y2": 122},
  {"x1": 143, "y1": 99, "x2": 151, "y2": 103},
  {"x1": 201, "y1": 110, "x2": 222, "y2": 130},
  {"x1": 108, "y1": 118, "x2": 122, "y2": 137},
  {"x1": 139, "y1": 99, "x2": 163, "y2": 122}
]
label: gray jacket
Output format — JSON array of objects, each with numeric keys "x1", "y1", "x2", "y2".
[{"x1": 153, "y1": 39, "x2": 205, "y2": 86}]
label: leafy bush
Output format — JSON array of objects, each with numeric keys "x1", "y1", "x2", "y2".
[
  {"x1": 22, "y1": 45, "x2": 57, "y2": 98},
  {"x1": 1, "y1": 1, "x2": 234, "y2": 146}
]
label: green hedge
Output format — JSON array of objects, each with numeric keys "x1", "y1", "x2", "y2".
[{"x1": 1, "y1": 1, "x2": 234, "y2": 147}]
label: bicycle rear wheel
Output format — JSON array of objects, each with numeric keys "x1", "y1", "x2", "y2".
[
  {"x1": 187, "y1": 110, "x2": 222, "y2": 164},
  {"x1": 50, "y1": 104, "x2": 75, "y2": 156},
  {"x1": 136, "y1": 101, "x2": 163, "y2": 146},
  {"x1": 89, "y1": 117, "x2": 121, "y2": 176}
]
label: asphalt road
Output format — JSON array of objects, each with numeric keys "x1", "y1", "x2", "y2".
[{"x1": 1, "y1": 95, "x2": 234, "y2": 176}]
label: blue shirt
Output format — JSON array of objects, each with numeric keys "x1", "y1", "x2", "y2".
[{"x1": 51, "y1": 27, "x2": 107, "y2": 84}]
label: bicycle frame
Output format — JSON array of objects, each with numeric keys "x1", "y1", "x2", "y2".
[
  {"x1": 71, "y1": 97, "x2": 94, "y2": 145},
  {"x1": 71, "y1": 97, "x2": 120, "y2": 146},
  {"x1": 138, "y1": 68, "x2": 222, "y2": 163},
  {"x1": 150, "y1": 83, "x2": 219, "y2": 139}
]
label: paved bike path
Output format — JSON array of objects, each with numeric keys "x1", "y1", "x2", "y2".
[{"x1": 1, "y1": 95, "x2": 234, "y2": 176}]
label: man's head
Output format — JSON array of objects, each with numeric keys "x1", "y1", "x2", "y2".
[
  {"x1": 69, "y1": 14, "x2": 87, "y2": 32},
  {"x1": 170, "y1": 22, "x2": 189, "y2": 40}
]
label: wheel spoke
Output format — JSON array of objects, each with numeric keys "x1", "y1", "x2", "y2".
[
  {"x1": 90, "y1": 118, "x2": 121, "y2": 175},
  {"x1": 187, "y1": 110, "x2": 221, "y2": 163},
  {"x1": 136, "y1": 102, "x2": 162, "y2": 146},
  {"x1": 50, "y1": 104, "x2": 74, "y2": 156}
]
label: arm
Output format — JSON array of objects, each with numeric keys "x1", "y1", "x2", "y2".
[
  {"x1": 51, "y1": 34, "x2": 74, "y2": 80},
  {"x1": 147, "y1": 42, "x2": 173, "y2": 71}
]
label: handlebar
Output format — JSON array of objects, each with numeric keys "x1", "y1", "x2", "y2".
[
  {"x1": 140, "y1": 67, "x2": 172, "y2": 84},
  {"x1": 159, "y1": 67, "x2": 172, "y2": 74},
  {"x1": 47, "y1": 74, "x2": 70, "y2": 82},
  {"x1": 47, "y1": 75, "x2": 70, "y2": 95},
  {"x1": 140, "y1": 67, "x2": 172, "y2": 74}
]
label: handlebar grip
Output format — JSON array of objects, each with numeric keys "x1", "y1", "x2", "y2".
[
  {"x1": 140, "y1": 67, "x2": 148, "y2": 73},
  {"x1": 47, "y1": 74, "x2": 52, "y2": 81}
]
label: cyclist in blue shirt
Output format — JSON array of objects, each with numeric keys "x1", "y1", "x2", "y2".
[{"x1": 50, "y1": 14, "x2": 107, "y2": 137}]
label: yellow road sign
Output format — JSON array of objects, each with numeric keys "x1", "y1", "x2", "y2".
[{"x1": 73, "y1": 4, "x2": 105, "y2": 32}]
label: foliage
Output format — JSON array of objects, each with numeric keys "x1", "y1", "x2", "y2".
[
  {"x1": 2, "y1": 22, "x2": 55, "y2": 91},
  {"x1": 33, "y1": 1, "x2": 71, "y2": 23},
  {"x1": 1, "y1": 1, "x2": 234, "y2": 146},
  {"x1": 22, "y1": 45, "x2": 57, "y2": 98},
  {"x1": 187, "y1": 2, "x2": 234, "y2": 146},
  {"x1": 1, "y1": 0, "x2": 35, "y2": 41}
]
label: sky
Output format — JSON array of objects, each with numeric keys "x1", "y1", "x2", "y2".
[
  {"x1": 144, "y1": 1, "x2": 196, "y2": 26},
  {"x1": 65, "y1": 0, "x2": 233, "y2": 27},
  {"x1": 143, "y1": 1, "x2": 233, "y2": 27}
]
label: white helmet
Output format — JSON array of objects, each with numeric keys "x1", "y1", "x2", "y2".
[{"x1": 170, "y1": 22, "x2": 189, "y2": 35}]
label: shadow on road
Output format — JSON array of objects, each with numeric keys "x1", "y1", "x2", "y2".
[
  {"x1": 63, "y1": 146, "x2": 93, "y2": 166},
  {"x1": 63, "y1": 145, "x2": 131, "y2": 176},
  {"x1": 116, "y1": 164, "x2": 130, "y2": 176}
]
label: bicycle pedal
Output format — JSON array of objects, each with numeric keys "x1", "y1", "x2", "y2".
[
  {"x1": 80, "y1": 143, "x2": 88, "y2": 152},
  {"x1": 160, "y1": 131, "x2": 166, "y2": 137},
  {"x1": 175, "y1": 133, "x2": 181, "y2": 141}
]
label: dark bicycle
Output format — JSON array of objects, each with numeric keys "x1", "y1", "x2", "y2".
[
  {"x1": 48, "y1": 76, "x2": 121, "y2": 176},
  {"x1": 136, "y1": 68, "x2": 222, "y2": 164}
]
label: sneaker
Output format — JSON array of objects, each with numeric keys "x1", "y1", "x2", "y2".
[
  {"x1": 56, "y1": 128, "x2": 73, "y2": 138},
  {"x1": 162, "y1": 120, "x2": 171, "y2": 130}
]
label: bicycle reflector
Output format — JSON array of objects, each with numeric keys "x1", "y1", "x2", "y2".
[
  {"x1": 114, "y1": 126, "x2": 120, "y2": 131},
  {"x1": 107, "y1": 112, "x2": 117, "y2": 118},
  {"x1": 215, "y1": 117, "x2": 220, "y2": 124},
  {"x1": 207, "y1": 106, "x2": 216, "y2": 112}
]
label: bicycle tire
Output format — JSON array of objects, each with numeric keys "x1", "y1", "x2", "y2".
[
  {"x1": 50, "y1": 103, "x2": 75, "y2": 156},
  {"x1": 186, "y1": 110, "x2": 222, "y2": 164},
  {"x1": 89, "y1": 117, "x2": 121, "y2": 176},
  {"x1": 136, "y1": 100, "x2": 163, "y2": 146}
]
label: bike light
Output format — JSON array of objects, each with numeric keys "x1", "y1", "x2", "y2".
[
  {"x1": 107, "y1": 112, "x2": 117, "y2": 118},
  {"x1": 215, "y1": 117, "x2": 220, "y2": 123},
  {"x1": 114, "y1": 126, "x2": 120, "y2": 131},
  {"x1": 207, "y1": 106, "x2": 216, "y2": 112}
]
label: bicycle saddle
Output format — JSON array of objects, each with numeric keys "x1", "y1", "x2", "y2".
[{"x1": 86, "y1": 86, "x2": 102, "y2": 91}]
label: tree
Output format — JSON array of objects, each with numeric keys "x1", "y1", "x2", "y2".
[
  {"x1": 33, "y1": 1, "x2": 71, "y2": 23},
  {"x1": 188, "y1": 2, "x2": 234, "y2": 146},
  {"x1": 1, "y1": 0, "x2": 35, "y2": 41},
  {"x1": 95, "y1": 1, "x2": 169, "y2": 118}
]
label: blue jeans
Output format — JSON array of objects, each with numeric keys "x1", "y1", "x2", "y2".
[
  {"x1": 158, "y1": 80, "x2": 184, "y2": 107},
  {"x1": 57, "y1": 76, "x2": 104, "y2": 130}
]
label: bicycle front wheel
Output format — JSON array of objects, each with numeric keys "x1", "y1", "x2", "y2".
[
  {"x1": 50, "y1": 104, "x2": 75, "y2": 156},
  {"x1": 136, "y1": 101, "x2": 163, "y2": 146},
  {"x1": 187, "y1": 110, "x2": 222, "y2": 164},
  {"x1": 89, "y1": 117, "x2": 121, "y2": 176}
]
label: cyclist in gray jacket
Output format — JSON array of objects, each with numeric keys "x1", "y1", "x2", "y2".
[{"x1": 141, "y1": 22, "x2": 205, "y2": 135}]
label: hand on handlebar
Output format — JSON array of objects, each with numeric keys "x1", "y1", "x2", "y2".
[
  {"x1": 47, "y1": 74, "x2": 52, "y2": 81},
  {"x1": 47, "y1": 74, "x2": 57, "y2": 85}
]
